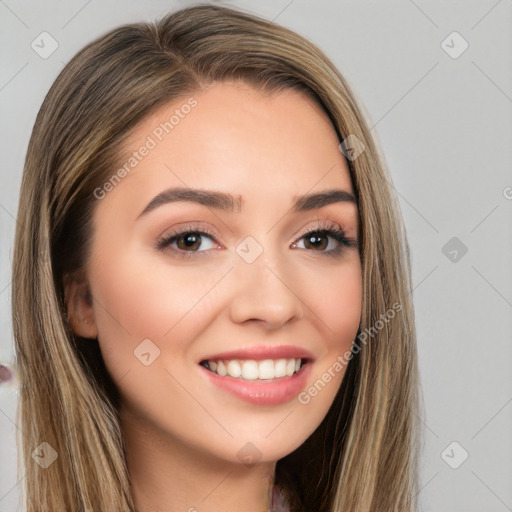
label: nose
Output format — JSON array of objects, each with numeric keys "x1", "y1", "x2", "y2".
[{"x1": 228, "y1": 250, "x2": 304, "y2": 330}]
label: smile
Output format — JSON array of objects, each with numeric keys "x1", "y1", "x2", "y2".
[
  {"x1": 198, "y1": 349, "x2": 314, "y2": 405},
  {"x1": 200, "y1": 358, "x2": 304, "y2": 380}
]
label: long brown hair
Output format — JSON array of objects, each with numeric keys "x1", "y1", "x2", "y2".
[{"x1": 12, "y1": 5, "x2": 420, "y2": 511}]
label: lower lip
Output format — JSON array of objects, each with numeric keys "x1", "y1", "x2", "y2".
[{"x1": 200, "y1": 362, "x2": 312, "y2": 406}]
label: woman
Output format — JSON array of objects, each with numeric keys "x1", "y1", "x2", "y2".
[{"x1": 12, "y1": 4, "x2": 420, "y2": 511}]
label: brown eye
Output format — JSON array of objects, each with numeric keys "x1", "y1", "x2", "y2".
[
  {"x1": 156, "y1": 229, "x2": 218, "y2": 255},
  {"x1": 175, "y1": 233, "x2": 202, "y2": 251},
  {"x1": 303, "y1": 233, "x2": 329, "y2": 251},
  {"x1": 293, "y1": 226, "x2": 358, "y2": 257}
]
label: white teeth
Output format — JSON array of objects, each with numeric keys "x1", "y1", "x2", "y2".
[
  {"x1": 205, "y1": 358, "x2": 303, "y2": 380},
  {"x1": 216, "y1": 361, "x2": 227, "y2": 376},
  {"x1": 242, "y1": 360, "x2": 259, "y2": 380},
  {"x1": 258, "y1": 359, "x2": 275, "y2": 380},
  {"x1": 274, "y1": 359, "x2": 287, "y2": 378},
  {"x1": 227, "y1": 360, "x2": 242, "y2": 378}
]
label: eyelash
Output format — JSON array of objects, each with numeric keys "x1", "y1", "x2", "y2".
[{"x1": 156, "y1": 219, "x2": 358, "y2": 259}]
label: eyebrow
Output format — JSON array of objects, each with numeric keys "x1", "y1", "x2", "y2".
[{"x1": 137, "y1": 187, "x2": 356, "y2": 218}]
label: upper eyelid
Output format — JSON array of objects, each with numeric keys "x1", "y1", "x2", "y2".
[
  {"x1": 162, "y1": 219, "x2": 346, "y2": 240},
  {"x1": 158, "y1": 221, "x2": 353, "y2": 252}
]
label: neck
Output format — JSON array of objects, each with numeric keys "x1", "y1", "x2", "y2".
[{"x1": 121, "y1": 405, "x2": 277, "y2": 512}]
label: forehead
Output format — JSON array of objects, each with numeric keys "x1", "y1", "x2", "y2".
[{"x1": 99, "y1": 81, "x2": 355, "y2": 217}]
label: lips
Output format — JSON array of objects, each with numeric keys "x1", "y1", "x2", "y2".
[
  {"x1": 198, "y1": 345, "x2": 314, "y2": 405},
  {"x1": 198, "y1": 345, "x2": 314, "y2": 380},
  {"x1": 198, "y1": 344, "x2": 314, "y2": 363}
]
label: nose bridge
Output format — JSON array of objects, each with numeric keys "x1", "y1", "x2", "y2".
[{"x1": 229, "y1": 235, "x2": 304, "y2": 328}]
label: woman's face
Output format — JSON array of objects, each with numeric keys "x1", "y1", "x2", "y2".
[{"x1": 70, "y1": 81, "x2": 362, "y2": 464}]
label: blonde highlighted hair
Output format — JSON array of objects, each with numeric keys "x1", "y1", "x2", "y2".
[{"x1": 12, "y1": 4, "x2": 420, "y2": 511}]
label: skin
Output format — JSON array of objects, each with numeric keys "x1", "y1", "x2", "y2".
[{"x1": 66, "y1": 81, "x2": 362, "y2": 512}]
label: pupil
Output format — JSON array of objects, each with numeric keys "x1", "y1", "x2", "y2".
[
  {"x1": 180, "y1": 233, "x2": 200, "y2": 250},
  {"x1": 306, "y1": 234, "x2": 327, "y2": 250}
]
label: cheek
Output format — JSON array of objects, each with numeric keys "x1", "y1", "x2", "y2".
[
  {"x1": 87, "y1": 248, "x2": 229, "y2": 378},
  {"x1": 90, "y1": 251, "x2": 217, "y2": 338},
  {"x1": 324, "y1": 282, "x2": 361, "y2": 339},
  {"x1": 307, "y1": 258, "x2": 362, "y2": 348},
  {"x1": 302, "y1": 259, "x2": 361, "y2": 400},
  {"x1": 86, "y1": 251, "x2": 226, "y2": 433}
]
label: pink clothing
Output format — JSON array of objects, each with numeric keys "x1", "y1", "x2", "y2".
[{"x1": 269, "y1": 484, "x2": 290, "y2": 512}]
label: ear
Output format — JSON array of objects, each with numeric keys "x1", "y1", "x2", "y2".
[{"x1": 62, "y1": 271, "x2": 98, "y2": 339}]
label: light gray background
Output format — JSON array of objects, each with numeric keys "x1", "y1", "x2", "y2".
[{"x1": 1, "y1": 1, "x2": 511, "y2": 511}]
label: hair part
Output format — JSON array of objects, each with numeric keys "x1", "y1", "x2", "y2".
[{"x1": 12, "y1": 4, "x2": 420, "y2": 511}]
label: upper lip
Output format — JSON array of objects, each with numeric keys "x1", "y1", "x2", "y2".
[{"x1": 199, "y1": 344, "x2": 315, "y2": 363}]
